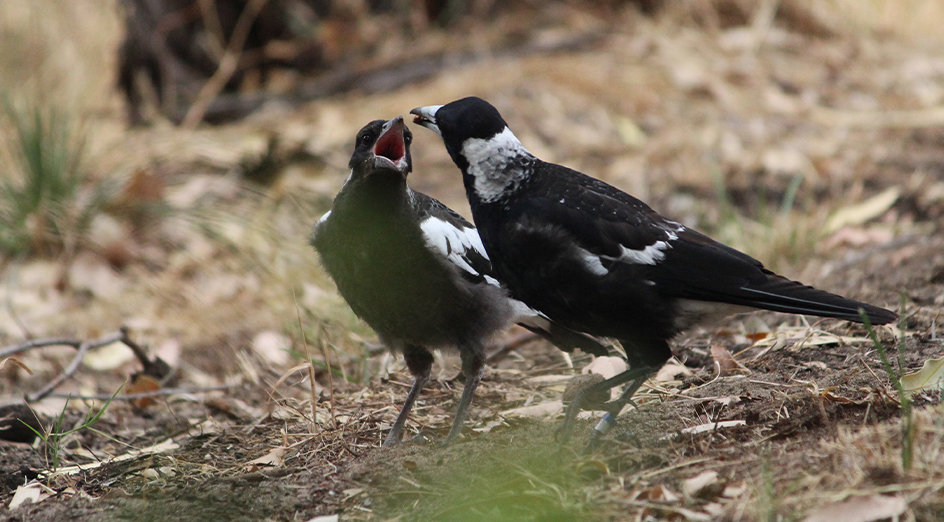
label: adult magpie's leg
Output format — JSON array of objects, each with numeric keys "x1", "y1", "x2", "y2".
[
  {"x1": 556, "y1": 366, "x2": 655, "y2": 444},
  {"x1": 558, "y1": 338, "x2": 671, "y2": 447}
]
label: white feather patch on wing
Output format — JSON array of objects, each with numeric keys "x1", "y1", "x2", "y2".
[
  {"x1": 311, "y1": 210, "x2": 332, "y2": 241},
  {"x1": 613, "y1": 229, "x2": 679, "y2": 266},
  {"x1": 420, "y1": 216, "x2": 490, "y2": 278},
  {"x1": 617, "y1": 239, "x2": 671, "y2": 265},
  {"x1": 510, "y1": 299, "x2": 552, "y2": 327},
  {"x1": 576, "y1": 247, "x2": 609, "y2": 276}
]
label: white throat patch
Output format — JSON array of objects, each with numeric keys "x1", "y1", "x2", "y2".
[{"x1": 460, "y1": 127, "x2": 531, "y2": 203}]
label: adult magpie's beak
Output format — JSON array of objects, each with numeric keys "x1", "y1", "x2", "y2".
[
  {"x1": 410, "y1": 105, "x2": 443, "y2": 136},
  {"x1": 373, "y1": 116, "x2": 410, "y2": 173}
]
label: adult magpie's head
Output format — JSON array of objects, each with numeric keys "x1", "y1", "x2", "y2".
[
  {"x1": 412, "y1": 97, "x2": 531, "y2": 203},
  {"x1": 411, "y1": 97, "x2": 510, "y2": 162},
  {"x1": 349, "y1": 117, "x2": 413, "y2": 176}
]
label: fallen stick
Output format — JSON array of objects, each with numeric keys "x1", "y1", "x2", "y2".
[
  {"x1": 3, "y1": 329, "x2": 169, "y2": 403},
  {"x1": 45, "y1": 384, "x2": 240, "y2": 401},
  {"x1": 0, "y1": 338, "x2": 84, "y2": 359}
]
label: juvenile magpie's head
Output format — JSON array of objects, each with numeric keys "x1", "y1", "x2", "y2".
[{"x1": 349, "y1": 117, "x2": 413, "y2": 176}]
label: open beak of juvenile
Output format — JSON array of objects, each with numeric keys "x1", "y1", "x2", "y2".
[
  {"x1": 410, "y1": 105, "x2": 443, "y2": 136},
  {"x1": 373, "y1": 116, "x2": 410, "y2": 173}
]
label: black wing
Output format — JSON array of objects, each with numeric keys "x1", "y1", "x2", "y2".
[
  {"x1": 411, "y1": 189, "x2": 494, "y2": 286},
  {"x1": 502, "y1": 161, "x2": 896, "y2": 325},
  {"x1": 411, "y1": 189, "x2": 611, "y2": 356}
]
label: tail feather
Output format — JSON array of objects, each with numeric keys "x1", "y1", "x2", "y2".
[
  {"x1": 736, "y1": 276, "x2": 897, "y2": 325},
  {"x1": 519, "y1": 322, "x2": 610, "y2": 357}
]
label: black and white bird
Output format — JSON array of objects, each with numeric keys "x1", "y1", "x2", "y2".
[
  {"x1": 311, "y1": 117, "x2": 608, "y2": 447},
  {"x1": 411, "y1": 97, "x2": 898, "y2": 445}
]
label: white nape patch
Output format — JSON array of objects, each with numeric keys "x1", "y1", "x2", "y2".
[
  {"x1": 576, "y1": 247, "x2": 609, "y2": 276},
  {"x1": 420, "y1": 216, "x2": 489, "y2": 277},
  {"x1": 461, "y1": 127, "x2": 531, "y2": 202}
]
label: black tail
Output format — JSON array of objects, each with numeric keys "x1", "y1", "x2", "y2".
[
  {"x1": 736, "y1": 275, "x2": 897, "y2": 325},
  {"x1": 520, "y1": 322, "x2": 610, "y2": 357}
]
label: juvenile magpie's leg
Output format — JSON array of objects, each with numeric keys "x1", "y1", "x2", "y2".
[
  {"x1": 443, "y1": 343, "x2": 486, "y2": 444},
  {"x1": 383, "y1": 345, "x2": 434, "y2": 448}
]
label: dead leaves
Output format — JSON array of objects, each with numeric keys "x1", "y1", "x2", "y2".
[
  {"x1": 825, "y1": 187, "x2": 900, "y2": 234},
  {"x1": 8, "y1": 482, "x2": 54, "y2": 510},
  {"x1": 802, "y1": 494, "x2": 907, "y2": 522},
  {"x1": 710, "y1": 344, "x2": 749, "y2": 376},
  {"x1": 0, "y1": 356, "x2": 33, "y2": 375},
  {"x1": 244, "y1": 447, "x2": 286, "y2": 470},
  {"x1": 901, "y1": 355, "x2": 944, "y2": 398},
  {"x1": 628, "y1": 473, "x2": 748, "y2": 522}
]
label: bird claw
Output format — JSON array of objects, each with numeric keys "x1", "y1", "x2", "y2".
[
  {"x1": 554, "y1": 423, "x2": 574, "y2": 444},
  {"x1": 583, "y1": 431, "x2": 604, "y2": 454},
  {"x1": 409, "y1": 429, "x2": 438, "y2": 445},
  {"x1": 581, "y1": 413, "x2": 617, "y2": 453}
]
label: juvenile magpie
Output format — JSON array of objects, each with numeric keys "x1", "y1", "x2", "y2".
[
  {"x1": 311, "y1": 116, "x2": 608, "y2": 447},
  {"x1": 411, "y1": 97, "x2": 898, "y2": 445}
]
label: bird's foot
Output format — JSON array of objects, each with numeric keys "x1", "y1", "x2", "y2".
[
  {"x1": 581, "y1": 413, "x2": 617, "y2": 454},
  {"x1": 382, "y1": 428, "x2": 438, "y2": 447},
  {"x1": 382, "y1": 429, "x2": 405, "y2": 448},
  {"x1": 409, "y1": 429, "x2": 438, "y2": 445},
  {"x1": 555, "y1": 413, "x2": 579, "y2": 444}
]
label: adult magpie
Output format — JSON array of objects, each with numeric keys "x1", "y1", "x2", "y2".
[
  {"x1": 311, "y1": 116, "x2": 608, "y2": 447},
  {"x1": 411, "y1": 97, "x2": 898, "y2": 445}
]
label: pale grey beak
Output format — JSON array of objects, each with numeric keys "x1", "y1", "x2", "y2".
[{"x1": 410, "y1": 105, "x2": 443, "y2": 136}]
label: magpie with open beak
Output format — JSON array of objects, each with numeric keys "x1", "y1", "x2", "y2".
[
  {"x1": 311, "y1": 116, "x2": 608, "y2": 447},
  {"x1": 411, "y1": 97, "x2": 897, "y2": 447}
]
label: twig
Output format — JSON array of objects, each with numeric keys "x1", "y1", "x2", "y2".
[
  {"x1": 45, "y1": 384, "x2": 239, "y2": 401},
  {"x1": 118, "y1": 326, "x2": 151, "y2": 368},
  {"x1": 292, "y1": 288, "x2": 319, "y2": 432},
  {"x1": 117, "y1": 326, "x2": 171, "y2": 380},
  {"x1": 23, "y1": 329, "x2": 128, "y2": 401},
  {"x1": 316, "y1": 322, "x2": 336, "y2": 429},
  {"x1": 5, "y1": 329, "x2": 157, "y2": 403},
  {"x1": 181, "y1": 0, "x2": 269, "y2": 128},
  {"x1": 0, "y1": 337, "x2": 82, "y2": 359},
  {"x1": 26, "y1": 340, "x2": 95, "y2": 403},
  {"x1": 196, "y1": 0, "x2": 227, "y2": 59}
]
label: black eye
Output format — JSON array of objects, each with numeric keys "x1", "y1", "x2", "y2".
[
  {"x1": 358, "y1": 133, "x2": 373, "y2": 146},
  {"x1": 404, "y1": 133, "x2": 412, "y2": 145}
]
